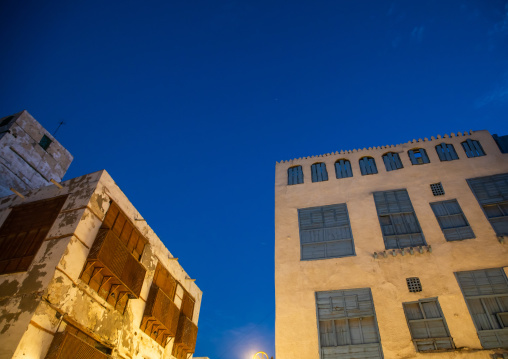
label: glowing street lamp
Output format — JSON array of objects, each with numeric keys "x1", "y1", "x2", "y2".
[{"x1": 253, "y1": 352, "x2": 269, "y2": 359}]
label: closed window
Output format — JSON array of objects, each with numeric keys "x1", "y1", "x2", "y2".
[
  {"x1": 80, "y1": 202, "x2": 147, "y2": 312},
  {"x1": 335, "y1": 159, "x2": 353, "y2": 179},
  {"x1": 373, "y1": 189, "x2": 426, "y2": 249},
  {"x1": 288, "y1": 166, "x2": 304, "y2": 185},
  {"x1": 45, "y1": 325, "x2": 112, "y2": 359},
  {"x1": 311, "y1": 162, "x2": 328, "y2": 182},
  {"x1": 403, "y1": 298, "x2": 454, "y2": 352},
  {"x1": 455, "y1": 268, "x2": 508, "y2": 349},
  {"x1": 467, "y1": 173, "x2": 508, "y2": 236},
  {"x1": 0, "y1": 196, "x2": 67, "y2": 275},
  {"x1": 316, "y1": 288, "x2": 383, "y2": 359},
  {"x1": 408, "y1": 148, "x2": 430, "y2": 165},
  {"x1": 298, "y1": 203, "x2": 355, "y2": 260},
  {"x1": 141, "y1": 262, "x2": 180, "y2": 347},
  {"x1": 462, "y1": 139, "x2": 486, "y2": 158},
  {"x1": 382, "y1": 152, "x2": 403, "y2": 171},
  {"x1": 435, "y1": 143, "x2": 459, "y2": 161},
  {"x1": 359, "y1": 157, "x2": 378, "y2": 175},
  {"x1": 39, "y1": 134, "x2": 52, "y2": 151},
  {"x1": 430, "y1": 200, "x2": 475, "y2": 241}
]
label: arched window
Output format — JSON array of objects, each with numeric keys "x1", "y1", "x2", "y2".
[
  {"x1": 288, "y1": 166, "x2": 304, "y2": 185},
  {"x1": 462, "y1": 139, "x2": 485, "y2": 158},
  {"x1": 435, "y1": 143, "x2": 459, "y2": 161},
  {"x1": 311, "y1": 162, "x2": 328, "y2": 182},
  {"x1": 382, "y1": 152, "x2": 403, "y2": 171},
  {"x1": 359, "y1": 157, "x2": 378, "y2": 175},
  {"x1": 335, "y1": 159, "x2": 353, "y2": 179},
  {"x1": 408, "y1": 148, "x2": 430, "y2": 165}
]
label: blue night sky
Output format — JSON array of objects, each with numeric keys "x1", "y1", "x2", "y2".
[{"x1": 1, "y1": 1, "x2": 508, "y2": 358}]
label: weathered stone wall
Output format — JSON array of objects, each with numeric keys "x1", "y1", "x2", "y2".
[
  {"x1": 0, "y1": 170, "x2": 202, "y2": 359},
  {"x1": 274, "y1": 130, "x2": 508, "y2": 358},
  {"x1": 0, "y1": 110, "x2": 73, "y2": 198}
]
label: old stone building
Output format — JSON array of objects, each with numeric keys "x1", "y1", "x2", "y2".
[
  {"x1": 0, "y1": 112, "x2": 201, "y2": 359},
  {"x1": 275, "y1": 130, "x2": 508, "y2": 358},
  {"x1": 0, "y1": 111, "x2": 73, "y2": 198}
]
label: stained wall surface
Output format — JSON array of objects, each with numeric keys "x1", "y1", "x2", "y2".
[
  {"x1": 274, "y1": 130, "x2": 508, "y2": 359},
  {"x1": 0, "y1": 170, "x2": 201, "y2": 359},
  {"x1": 0, "y1": 111, "x2": 73, "y2": 198}
]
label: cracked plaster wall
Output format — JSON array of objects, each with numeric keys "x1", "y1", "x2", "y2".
[
  {"x1": 274, "y1": 130, "x2": 508, "y2": 359},
  {"x1": 0, "y1": 170, "x2": 202, "y2": 359}
]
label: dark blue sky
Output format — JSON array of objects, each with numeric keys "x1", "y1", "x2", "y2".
[{"x1": 1, "y1": 1, "x2": 508, "y2": 358}]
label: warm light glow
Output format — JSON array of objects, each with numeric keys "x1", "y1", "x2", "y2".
[{"x1": 253, "y1": 352, "x2": 269, "y2": 359}]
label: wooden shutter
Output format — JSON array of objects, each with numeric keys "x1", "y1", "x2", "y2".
[
  {"x1": 455, "y1": 268, "x2": 508, "y2": 349},
  {"x1": 403, "y1": 299, "x2": 454, "y2": 351},
  {"x1": 174, "y1": 314, "x2": 198, "y2": 353},
  {"x1": 45, "y1": 331, "x2": 110, "y2": 359},
  {"x1": 462, "y1": 139, "x2": 486, "y2": 158},
  {"x1": 181, "y1": 290, "x2": 195, "y2": 320},
  {"x1": 288, "y1": 166, "x2": 304, "y2": 185},
  {"x1": 430, "y1": 200, "x2": 475, "y2": 241},
  {"x1": 436, "y1": 143, "x2": 458, "y2": 161},
  {"x1": 316, "y1": 288, "x2": 383, "y2": 359},
  {"x1": 360, "y1": 157, "x2": 377, "y2": 175},
  {"x1": 373, "y1": 190, "x2": 426, "y2": 249},
  {"x1": 299, "y1": 204, "x2": 355, "y2": 260},
  {"x1": 467, "y1": 173, "x2": 508, "y2": 235},
  {"x1": 383, "y1": 153, "x2": 403, "y2": 172},
  {"x1": 0, "y1": 196, "x2": 67, "y2": 275},
  {"x1": 312, "y1": 163, "x2": 329, "y2": 182},
  {"x1": 335, "y1": 160, "x2": 353, "y2": 179}
]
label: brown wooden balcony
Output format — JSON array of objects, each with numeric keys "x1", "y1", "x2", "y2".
[
  {"x1": 174, "y1": 314, "x2": 198, "y2": 353},
  {"x1": 140, "y1": 284, "x2": 180, "y2": 347},
  {"x1": 80, "y1": 229, "x2": 146, "y2": 311},
  {"x1": 45, "y1": 331, "x2": 110, "y2": 359}
]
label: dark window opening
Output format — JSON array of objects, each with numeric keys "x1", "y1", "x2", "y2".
[
  {"x1": 0, "y1": 115, "x2": 14, "y2": 127},
  {"x1": 39, "y1": 134, "x2": 52, "y2": 150},
  {"x1": 430, "y1": 183, "x2": 445, "y2": 196}
]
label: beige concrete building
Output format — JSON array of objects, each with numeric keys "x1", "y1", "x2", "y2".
[
  {"x1": 0, "y1": 111, "x2": 73, "y2": 198},
  {"x1": 0, "y1": 113, "x2": 201, "y2": 359},
  {"x1": 275, "y1": 130, "x2": 508, "y2": 359}
]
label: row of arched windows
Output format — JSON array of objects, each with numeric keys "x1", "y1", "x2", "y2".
[{"x1": 288, "y1": 140, "x2": 486, "y2": 185}]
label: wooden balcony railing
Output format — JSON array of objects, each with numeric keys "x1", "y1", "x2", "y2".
[
  {"x1": 140, "y1": 284, "x2": 180, "y2": 347},
  {"x1": 45, "y1": 331, "x2": 110, "y2": 359},
  {"x1": 174, "y1": 314, "x2": 198, "y2": 353}
]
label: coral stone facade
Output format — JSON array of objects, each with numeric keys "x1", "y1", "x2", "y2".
[{"x1": 275, "y1": 130, "x2": 508, "y2": 359}]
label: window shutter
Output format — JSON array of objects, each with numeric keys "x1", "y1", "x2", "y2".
[
  {"x1": 299, "y1": 204, "x2": 355, "y2": 260},
  {"x1": 421, "y1": 149, "x2": 430, "y2": 163},
  {"x1": 316, "y1": 288, "x2": 383, "y2": 359},
  {"x1": 408, "y1": 150, "x2": 417, "y2": 165},
  {"x1": 455, "y1": 268, "x2": 508, "y2": 348},
  {"x1": 45, "y1": 331, "x2": 111, "y2": 359},
  {"x1": 448, "y1": 144, "x2": 459, "y2": 159},
  {"x1": 368, "y1": 158, "x2": 377, "y2": 174},
  {"x1": 335, "y1": 160, "x2": 353, "y2": 179},
  {"x1": 312, "y1": 163, "x2": 329, "y2": 182},
  {"x1": 359, "y1": 158, "x2": 368, "y2": 175},
  {"x1": 288, "y1": 166, "x2": 304, "y2": 185},
  {"x1": 430, "y1": 200, "x2": 475, "y2": 241}
]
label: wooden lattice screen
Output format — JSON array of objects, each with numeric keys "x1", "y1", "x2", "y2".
[{"x1": 0, "y1": 196, "x2": 67, "y2": 275}]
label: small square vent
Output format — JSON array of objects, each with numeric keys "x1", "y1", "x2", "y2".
[
  {"x1": 406, "y1": 277, "x2": 422, "y2": 292},
  {"x1": 430, "y1": 183, "x2": 445, "y2": 196}
]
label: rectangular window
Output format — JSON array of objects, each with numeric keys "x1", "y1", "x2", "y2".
[
  {"x1": 430, "y1": 200, "x2": 475, "y2": 241},
  {"x1": 39, "y1": 134, "x2": 52, "y2": 150},
  {"x1": 298, "y1": 203, "x2": 355, "y2": 261},
  {"x1": 141, "y1": 262, "x2": 180, "y2": 347},
  {"x1": 408, "y1": 149, "x2": 430, "y2": 165},
  {"x1": 0, "y1": 196, "x2": 67, "y2": 275},
  {"x1": 382, "y1": 153, "x2": 403, "y2": 171},
  {"x1": 312, "y1": 163, "x2": 329, "y2": 182},
  {"x1": 288, "y1": 166, "x2": 304, "y2": 185},
  {"x1": 455, "y1": 268, "x2": 508, "y2": 348},
  {"x1": 335, "y1": 160, "x2": 353, "y2": 179},
  {"x1": 373, "y1": 189, "x2": 426, "y2": 249},
  {"x1": 316, "y1": 288, "x2": 383, "y2": 359},
  {"x1": 403, "y1": 298, "x2": 454, "y2": 352},
  {"x1": 80, "y1": 202, "x2": 147, "y2": 313},
  {"x1": 467, "y1": 173, "x2": 508, "y2": 236}
]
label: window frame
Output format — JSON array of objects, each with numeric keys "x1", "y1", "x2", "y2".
[
  {"x1": 382, "y1": 152, "x2": 403, "y2": 172},
  {"x1": 462, "y1": 139, "x2": 486, "y2": 158},
  {"x1": 435, "y1": 143, "x2": 459, "y2": 161},
  {"x1": 430, "y1": 199, "x2": 475, "y2": 241},
  {"x1": 335, "y1": 159, "x2": 353, "y2": 179},
  {"x1": 408, "y1": 148, "x2": 430, "y2": 165},
  {"x1": 311, "y1": 162, "x2": 329, "y2": 183},
  {"x1": 359, "y1": 156, "x2": 378, "y2": 176},
  {"x1": 402, "y1": 297, "x2": 454, "y2": 352},
  {"x1": 298, "y1": 203, "x2": 356, "y2": 261},
  {"x1": 288, "y1": 165, "x2": 304, "y2": 185}
]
